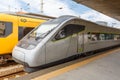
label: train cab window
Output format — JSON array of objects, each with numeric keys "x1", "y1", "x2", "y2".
[
  {"x1": 18, "y1": 27, "x2": 33, "y2": 40},
  {"x1": 0, "y1": 22, "x2": 12, "y2": 37},
  {"x1": 54, "y1": 29, "x2": 66, "y2": 40},
  {"x1": 54, "y1": 24, "x2": 85, "y2": 40}
]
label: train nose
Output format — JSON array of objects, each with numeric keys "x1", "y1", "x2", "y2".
[{"x1": 12, "y1": 48, "x2": 25, "y2": 63}]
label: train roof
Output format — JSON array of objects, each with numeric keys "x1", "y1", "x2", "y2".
[
  {"x1": 0, "y1": 12, "x2": 56, "y2": 20},
  {"x1": 46, "y1": 15, "x2": 120, "y2": 34}
]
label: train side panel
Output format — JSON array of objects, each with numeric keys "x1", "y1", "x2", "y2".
[
  {"x1": 18, "y1": 16, "x2": 46, "y2": 28},
  {"x1": 84, "y1": 40, "x2": 120, "y2": 52}
]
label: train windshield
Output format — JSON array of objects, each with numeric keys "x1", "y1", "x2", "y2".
[{"x1": 28, "y1": 24, "x2": 57, "y2": 40}]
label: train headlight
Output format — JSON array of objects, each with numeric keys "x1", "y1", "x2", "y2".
[
  {"x1": 18, "y1": 40, "x2": 36, "y2": 50},
  {"x1": 20, "y1": 43, "x2": 27, "y2": 48},
  {"x1": 26, "y1": 44, "x2": 36, "y2": 50}
]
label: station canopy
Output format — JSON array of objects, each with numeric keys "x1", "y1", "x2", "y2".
[{"x1": 74, "y1": 0, "x2": 120, "y2": 21}]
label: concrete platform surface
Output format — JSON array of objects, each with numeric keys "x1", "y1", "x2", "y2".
[{"x1": 48, "y1": 50, "x2": 120, "y2": 80}]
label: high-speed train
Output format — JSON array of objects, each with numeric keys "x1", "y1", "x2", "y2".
[{"x1": 12, "y1": 16, "x2": 120, "y2": 72}]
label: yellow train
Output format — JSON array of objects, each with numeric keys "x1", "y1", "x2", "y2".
[{"x1": 0, "y1": 12, "x2": 54, "y2": 63}]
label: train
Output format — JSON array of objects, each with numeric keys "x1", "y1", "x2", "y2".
[
  {"x1": 0, "y1": 12, "x2": 54, "y2": 64},
  {"x1": 12, "y1": 15, "x2": 120, "y2": 72}
]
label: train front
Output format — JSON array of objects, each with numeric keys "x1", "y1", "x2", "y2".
[
  {"x1": 12, "y1": 21, "x2": 59, "y2": 67},
  {"x1": 12, "y1": 15, "x2": 76, "y2": 71}
]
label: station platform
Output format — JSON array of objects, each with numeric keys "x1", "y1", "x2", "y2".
[
  {"x1": 13, "y1": 48, "x2": 120, "y2": 80},
  {"x1": 48, "y1": 50, "x2": 120, "y2": 80}
]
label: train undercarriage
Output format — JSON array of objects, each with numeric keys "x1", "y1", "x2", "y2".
[{"x1": 0, "y1": 54, "x2": 12, "y2": 64}]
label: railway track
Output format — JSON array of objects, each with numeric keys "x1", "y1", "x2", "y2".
[
  {"x1": 0, "y1": 71, "x2": 27, "y2": 80},
  {"x1": 0, "y1": 62, "x2": 27, "y2": 80}
]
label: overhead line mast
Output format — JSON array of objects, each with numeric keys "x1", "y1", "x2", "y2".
[{"x1": 41, "y1": 0, "x2": 43, "y2": 13}]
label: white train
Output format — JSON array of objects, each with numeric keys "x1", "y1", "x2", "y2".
[{"x1": 12, "y1": 16, "x2": 120, "y2": 72}]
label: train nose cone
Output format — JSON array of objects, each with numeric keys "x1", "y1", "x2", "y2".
[{"x1": 12, "y1": 48, "x2": 25, "y2": 63}]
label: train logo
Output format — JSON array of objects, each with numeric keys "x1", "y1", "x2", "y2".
[{"x1": 20, "y1": 18, "x2": 27, "y2": 23}]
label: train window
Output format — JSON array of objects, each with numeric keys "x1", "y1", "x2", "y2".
[
  {"x1": 89, "y1": 33, "x2": 115, "y2": 41},
  {"x1": 18, "y1": 27, "x2": 33, "y2": 40},
  {"x1": 114, "y1": 35, "x2": 120, "y2": 40},
  {"x1": 65, "y1": 24, "x2": 85, "y2": 37},
  {"x1": 0, "y1": 22, "x2": 5, "y2": 36},
  {"x1": 88, "y1": 33, "x2": 114, "y2": 41},
  {"x1": 105, "y1": 34, "x2": 114, "y2": 40},
  {"x1": 117, "y1": 35, "x2": 120, "y2": 39},
  {"x1": 0, "y1": 22, "x2": 12, "y2": 37},
  {"x1": 18, "y1": 27, "x2": 24, "y2": 40},
  {"x1": 100, "y1": 33, "x2": 114, "y2": 40},
  {"x1": 93, "y1": 33, "x2": 100, "y2": 41},
  {"x1": 91, "y1": 34, "x2": 97, "y2": 41},
  {"x1": 89, "y1": 33, "x2": 100, "y2": 41},
  {"x1": 87, "y1": 32, "x2": 91, "y2": 41},
  {"x1": 99, "y1": 34, "x2": 106, "y2": 40},
  {"x1": 54, "y1": 24, "x2": 85, "y2": 40},
  {"x1": 72, "y1": 25, "x2": 85, "y2": 34},
  {"x1": 55, "y1": 29, "x2": 66, "y2": 40}
]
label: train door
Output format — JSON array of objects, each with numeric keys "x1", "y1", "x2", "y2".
[
  {"x1": 67, "y1": 25, "x2": 85, "y2": 57},
  {"x1": 45, "y1": 24, "x2": 74, "y2": 63},
  {"x1": 78, "y1": 33, "x2": 84, "y2": 53}
]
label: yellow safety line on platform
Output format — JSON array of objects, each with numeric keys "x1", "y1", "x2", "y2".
[{"x1": 32, "y1": 48, "x2": 120, "y2": 80}]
